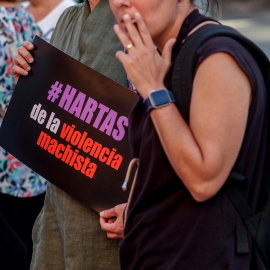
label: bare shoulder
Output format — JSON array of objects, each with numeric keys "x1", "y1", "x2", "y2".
[{"x1": 193, "y1": 52, "x2": 252, "y2": 104}]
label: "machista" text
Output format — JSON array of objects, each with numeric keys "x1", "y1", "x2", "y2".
[{"x1": 36, "y1": 123, "x2": 123, "y2": 179}]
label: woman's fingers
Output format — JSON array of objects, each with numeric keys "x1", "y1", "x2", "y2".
[
  {"x1": 113, "y1": 24, "x2": 133, "y2": 52},
  {"x1": 114, "y1": 13, "x2": 156, "y2": 54},
  {"x1": 12, "y1": 42, "x2": 35, "y2": 83},
  {"x1": 17, "y1": 45, "x2": 34, "y2": 64},
  {"x1": 13, "y1": 54, "x2": 31, "y2": 71},
  {"x1": 12, "y1": 65, "x2": 28, "y2": 81},
  {"x1": 133, "y1": 12, "x2": 155, "y2": 48},
  {"x1": 21, "y1": 41, "x2": 34, "y2": 50},
  {"x1": 162, "y1": 38, "x2": 177, "y2": 70},
  {"x1": 12, "y1": 55, "x2": 30, "y2": 83},
  {"x1": 122, "y1": 14, "x2": 143, "y2": 50},
  {"x1": 122, "y1": 13, "x2": 155, "y2": 51}
]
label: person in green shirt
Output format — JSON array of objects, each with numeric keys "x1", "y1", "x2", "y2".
[{"x1": 12, "y1": 0, "x2": 127, "y2": 269}]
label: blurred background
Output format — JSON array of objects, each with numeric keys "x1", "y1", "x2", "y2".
[{"x1": 197, "y1": 0, "x2": 270, "y2": 57}]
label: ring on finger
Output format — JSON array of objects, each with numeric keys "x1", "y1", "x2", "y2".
[{"x1": 125, "y1": 43, "x2": 133, "y2": 51}]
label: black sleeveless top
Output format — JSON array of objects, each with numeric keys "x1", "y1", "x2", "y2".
[{"x1": 120, "y1": 10, "x2": 268, "y2": 270}]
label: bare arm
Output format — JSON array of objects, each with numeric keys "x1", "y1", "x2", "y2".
[
  {"x1": 114, "y1": 13, "x2": 252, "y2": 202},
  {"x1": 150, "y1": 53, "x2": 251, "y2": 202}
]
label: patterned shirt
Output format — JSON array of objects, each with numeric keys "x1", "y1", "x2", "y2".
[
  {"x1": 22, "y1": 0, "x2": 76, "y2": 42},
  {"x1": 0, "y1": 6, "x2": 47, "y2": 197}
]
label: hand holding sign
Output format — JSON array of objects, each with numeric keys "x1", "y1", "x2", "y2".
[{"x1": 0, "y1": 36, "x2": 138, "y2": 212}]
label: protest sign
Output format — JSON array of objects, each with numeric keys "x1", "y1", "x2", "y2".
[{"x1": 0, "y1": 36, "x2": 138, "y2": 212}]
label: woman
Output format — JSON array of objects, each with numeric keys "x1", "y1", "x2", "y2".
[
  {"x1": 21, "y1": 0, "x2": 76, "y2": 42},
  {"x1": 11, "y1": 1, "x2": 130, "y2": 269},
  {"x1": 108, "y1": 0, "x2": 267, "y2": 269},
  {"x1": 0, "y1": 1, "x2": 47, "y2": 268}
]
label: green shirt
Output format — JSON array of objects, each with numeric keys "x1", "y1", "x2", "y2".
[{"x1": 50, "y1": 0, "x2": 127, "y2": 87}]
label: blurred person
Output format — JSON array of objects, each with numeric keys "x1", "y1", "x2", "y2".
[
  {"x1": 12, "y1": 0, "x2": 128, "y2": 269},
  {"x1": 0, "y1": 1, "x2": 46, "y2": 269},
  {"x1": 100, "y1": 0, "x2": 268, "y2": 269},
  {"x1": 0, "y1": 0, "x2": 75, "y2": 268},
  {"x1": 21, "y1": 0, "x2": 76, "y2": 42}
]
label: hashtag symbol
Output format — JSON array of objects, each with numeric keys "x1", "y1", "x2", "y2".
[{"x1": 47, "y1": 81, "x2": 63, "y2": 102}]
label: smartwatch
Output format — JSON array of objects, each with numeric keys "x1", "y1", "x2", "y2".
[{"x1": 143, "y1": 88, "x2": 175, "y2": 112}]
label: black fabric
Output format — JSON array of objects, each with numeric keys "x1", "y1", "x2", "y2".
[
  {"x1": 171, "y1": 24, "x2": 270, "y2": 268},
  {"x1": 0, "y1": 193, "x2": 45, "y2": 270},
  {"x1": 120, "y1": 9, "x2": 268, "y2": 270}
]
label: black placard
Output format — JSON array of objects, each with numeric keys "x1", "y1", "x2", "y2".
[{"x1": 0, "y1": 36, "x2": 138, "y2": 212}]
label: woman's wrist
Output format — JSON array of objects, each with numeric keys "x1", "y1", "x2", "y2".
[{"x1": 143, "y1": 88, "x2": 175, "y2": 112}]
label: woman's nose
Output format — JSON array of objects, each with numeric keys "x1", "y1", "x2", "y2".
[{"x1": 113, "y1": 0, "x2": 131, "y2": 7}]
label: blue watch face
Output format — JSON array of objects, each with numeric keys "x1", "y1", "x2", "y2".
[{"x1": 151, "y1": 90, "x2": 170, "y2": 106}]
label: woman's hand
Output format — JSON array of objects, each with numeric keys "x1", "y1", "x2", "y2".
[
  {"x1": 113, "y1": 12, "x2": 176, "y2": 99},
  {"x1": 12, "y1": 41, "x2": 35, "y2": 83},
  {"x1": 99, "y1": 203, "x2": 126, "y2": 239}
]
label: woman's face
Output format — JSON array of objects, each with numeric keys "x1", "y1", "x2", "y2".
[{"x1": 109, "y1": 0, "x2": 182, "y2": 46}]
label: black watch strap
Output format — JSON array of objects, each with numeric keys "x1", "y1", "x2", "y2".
[{"x1": 143, "y1": 88, "x2": 175, "y2": 112}]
